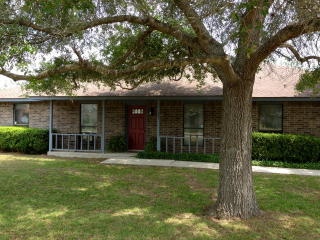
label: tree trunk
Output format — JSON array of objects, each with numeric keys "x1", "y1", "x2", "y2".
[{"x1": 208, "y1": 78, "x2": 260, "y2": 219}]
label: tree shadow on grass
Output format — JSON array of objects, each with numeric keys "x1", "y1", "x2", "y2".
[{"x1": 0, "y1": 155, "x2": 319, "y2": 239}]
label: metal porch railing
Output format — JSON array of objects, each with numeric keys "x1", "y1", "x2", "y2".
[
  {"x1": 160, "y1": 135, "x2": 221, "y2": 154},
  {"x1": 51, "y1": 133, "x2": 103, "y2": 152}
]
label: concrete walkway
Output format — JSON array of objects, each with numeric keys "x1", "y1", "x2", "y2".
[{"x1": 101, "y1": 156, "x2": 320, "y2": 176}]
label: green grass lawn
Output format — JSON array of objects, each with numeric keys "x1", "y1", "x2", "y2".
[{"x1": 0, "y1": 153, "x2": 319, "y2": 240}]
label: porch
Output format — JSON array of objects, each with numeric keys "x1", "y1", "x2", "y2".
[{"x1": 48, "y1": 99, "x2": 221, "y2": 154}]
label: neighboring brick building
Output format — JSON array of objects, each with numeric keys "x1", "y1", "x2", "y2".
[{"x1": 0, "y1": 65, "x2": 319, "y2": 154}]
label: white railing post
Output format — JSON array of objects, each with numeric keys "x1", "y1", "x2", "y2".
[
  {"x1": 196, "y1": 136, "x2": 199, "y2": 153},
  {"x1": 165, "y1": 136, "x2": 168, "y2": 152},
  {"x1": 50, "y1": 133, "x2": 219, "y2": 154},
  {"x1": 101, "y1": 100, "x2": 105, "y2": 152},
  {"x1": 48, "y1": 100, "x2": 53, "y2": 151},
  {"x1": 156, "y1": 100, "x2": 161, "y2": 151},
  {"x1": 173, "y1": 137, "x2": 175, "y2": 154}
]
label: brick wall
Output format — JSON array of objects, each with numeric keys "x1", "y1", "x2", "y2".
[
  {"x1": 160, "y1": 101, "x2": 184, "y2": 136},
  {"x1": 1, "y1": 100, "x2": 320, "y2": 147},
  {"x1": 153, "y1": 101, "x2": 224, "y2": 153},
  {"x1": 29, "y1": 102, "x2": 49, "y2": 128},
  {"x1": 52, "y1": 100, "x2": 104, "y2": 134},
  {"x1": 204, "y1": 101, "x2": 223, "y2": 138},
  {"x1": 0, "y1": 103, "x2": 13, "y2": 126},
  {"x1": 283, "y1": 101, "x2": 320, "y2": 137},
  {"x1": 0, "y1": 102, "x2": 50, "y2": 128},
  {"x1": 53, "y1": 101, "x2": 80, "y2": 133},
  {"x1": 145, "y1": 101, "x2": 262, "y2": 139},
  {"x1": 145, "y1": 101, "x2": 157, "y2": 141},
  {"x1": 105, "y1": 101, "x2": 125, "y2": 141}
]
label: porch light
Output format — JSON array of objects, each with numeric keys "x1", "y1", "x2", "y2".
[{"x1": 148, "y1": 107, "x2": 154, "y2": 116}]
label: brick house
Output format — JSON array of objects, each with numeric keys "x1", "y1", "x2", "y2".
[{"x1": 0, "y1": 65, "x2": 319, "y2": 155}]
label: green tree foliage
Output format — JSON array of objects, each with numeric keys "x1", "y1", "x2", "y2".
[
  {"x1": 296, "y1": 67, "x2": 320, "y2": 94},
  {"x1": 1, "y1": 0, "x2": 317, "y2": 95}
]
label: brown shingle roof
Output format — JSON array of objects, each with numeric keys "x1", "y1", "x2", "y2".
[
  {"x1": 0, "y1": 64, "x2": 312, "y2": 99},
  {"x1": 0, "y1": 86, "x2": 28, "y2": 99}
]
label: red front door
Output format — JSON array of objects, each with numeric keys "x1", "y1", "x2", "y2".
[{"x1": 128, "y1": 106, "x2": 146, "y2": 150}]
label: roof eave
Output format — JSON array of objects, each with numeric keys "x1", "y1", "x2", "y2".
[{"x1": 1, "y1": 95, "x2": 320, "y2": 102}]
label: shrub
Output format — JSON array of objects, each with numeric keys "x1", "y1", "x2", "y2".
[
  {"x1": 138, "y1": 133, "x2": 320, "y2": 164},
  {"x1": 252, "y1": 132, "x2": 320, "y2": 163},
  {"x1": 0, "y1": 127, "x2": 49, "y2": 154},
  {"x1": 137, "y1": 151, "x2": 219, "y2": 163},
  {"x1": 251, "y1": 160, "x2": 320, "y2": 170},
  {"x1": 144, "y1": 137, "x2": 157, "y2": 152},
  {"x1": 107, "y1": 136, "x2": 127, "y2": 152}
]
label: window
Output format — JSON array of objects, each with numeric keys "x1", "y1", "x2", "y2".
[
  {"x1": 14, "y1": 104, "x2": 29, "y2": 126},
  {"x1": 131, "y1": 108, "x2": 144, "y2": 115},
  {"x1": 259, "y1": 104, "x2": 283, "y2": 132},
  {"x1": 184, "y1": 104, "x2": 204, "y2": 146},
  {"x1": 81, "y1": 104, "x2": 98, "y2": 133}
]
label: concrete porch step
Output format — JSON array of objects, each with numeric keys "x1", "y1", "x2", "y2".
[{"x1": 47, "y1": 151, "x2": 135, "y2": 159}]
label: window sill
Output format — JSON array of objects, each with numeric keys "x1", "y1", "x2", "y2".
[{"x1": 258, "y1": 130, "x2": 283, "y2": 134}]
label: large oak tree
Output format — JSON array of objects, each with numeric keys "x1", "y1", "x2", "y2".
[{"x1": 0, "y1": 0, "x2": 319, "y2": 219}]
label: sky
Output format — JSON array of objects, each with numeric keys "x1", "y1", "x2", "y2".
[{"x1": 0, "y1": 75, "x2": 19, "y2": 89}]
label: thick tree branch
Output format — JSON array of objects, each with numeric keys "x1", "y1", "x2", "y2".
[
  {"x1": 114, "y1": 80, "x2": 145, "y2": 90},
  {"x1": 234, "y1": 0, "x2": 274, "y2": 69},
  {"x1": 0, "y1": 64, "x2": 82, "y2": 81},
  {"x1": 249, "y1": 17, "x2": 320, "y2": 70},
  {"x1": 1, "y1": 18, "x2": 56, "y2": 35},
  {"x1": 0, "y1": 56, "x2": 227, "y2": 81},
  {"x1": 1, "y1": 15, "x2": 240, "y2": 85},
  {"x1": 71, "y1": 46, "x2": 84, "y2": 63},
  {"x1": 85, "y1": 57, "x2": 228, "y2": 78},
  {"x1": 1, "y1": 12, "x2": 240, "y2": 84},
  {"x1": 1, "y1": 15, "x2": 201, "y2": 50},
  {"x1": 171, "y1": 1, "x2": 241, "y2": 84},
  {"x1": 0, "y1": 15, "x2": 238, "y2": 84},
  {"x1": 280, "y1": 44, "x2": 320, "y2": 63},
  {"x1": 81, "y1": 16, "x2": 199, "y2": 49},
  {"x1": 110, "y1": 28, "x2": 154, "y2": 67},
  {"x1": 173, "y1": 0, "x2": 224, "y2": 55}
]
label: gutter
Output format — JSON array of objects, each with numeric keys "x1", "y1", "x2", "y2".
[
  {"x1": 0, "y1": 98, "x2": 42, "y2": 102},
  {"x1": 1, "y1": 96, "x2": 320, "y2": 102}
]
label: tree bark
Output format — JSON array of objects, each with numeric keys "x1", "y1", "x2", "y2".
[{"x1": 208, "y1": 78, "x2": 260, "y2": 219}]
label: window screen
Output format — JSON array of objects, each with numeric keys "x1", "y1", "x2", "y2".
[
  {"x1": 81, "y1": 104, "x2": 98, "y2": 133},
  {"x1": 14, "y1": 104, "x2": 29, "y2": 126},
  {"x1": 259, "y1": 104, "x2": 283, "y2": 132},
  {"x1": 184, "y1": 104, "x2": 204, "y2": 146}
]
